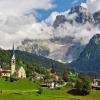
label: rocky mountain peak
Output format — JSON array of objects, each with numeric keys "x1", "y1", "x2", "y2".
[
  {"x1": 93, "y1": 11, "x2": 100, "y2": 25},
  {"x1": 53, "y1": 4, "x2": 94, "y2": 28},
  {"x1": 53, "y1": 15, "x2": 67, "y2": 28},
  {"x1": 91, "y1": 34, "x2": 100, "y2": 45}
]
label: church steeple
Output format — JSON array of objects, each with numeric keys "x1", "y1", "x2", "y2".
[
  {"x1": 13, "y1": 43, "x2": 15, "y2": 54},
  {"x1": 12, "y1": 43, "x2": 15, "y2": 60},
  {"x1": 11, "y1": 43, "x2": 16, "y2": 75},
  {"x1": 51, "y1": 63, "x2": 56, "y2": 74}
]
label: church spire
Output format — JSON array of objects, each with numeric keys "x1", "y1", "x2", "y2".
[
  {"x1": 13, "y1": 43, "x2": 15, "y2": 55},
  {"x1": 51, "y1": 63, "x2": 56, "y2": 74},
  {"x1": 11, "y1": 43, "x2": 16, "y2": 75}
]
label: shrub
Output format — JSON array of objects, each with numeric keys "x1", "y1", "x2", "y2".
[
  {"x1": 37, "y1": 87, "x2": 43, "y2": 95},
  {"x1": 75, "y1": 76, "x2": 91, "y2": 95}
]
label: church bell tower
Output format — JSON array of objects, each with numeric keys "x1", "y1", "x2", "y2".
[{"x1": 11, "y1": 44, "x2": 16, "y2": 75}]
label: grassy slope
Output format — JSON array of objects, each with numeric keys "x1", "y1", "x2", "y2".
[{"x1": 0, "y1": 78, "x2": 38, "y2": 91}]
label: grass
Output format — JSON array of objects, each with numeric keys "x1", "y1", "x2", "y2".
[
  {"x1": 0, "y1": 78, "x2": 38, "y2": 91},
  {"x1": 0, "y1": 88, "x2": 100, "y2": 100},
  {"x1": 0, "y1": 78, "x2": 100, "y2": 100}
]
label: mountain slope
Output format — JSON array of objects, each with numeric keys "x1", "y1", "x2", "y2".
[
  {"x1": 0, "y1": 49, "x2": 66, "y2": 72},
  {"x1": 70, "y1": 34, "x2": 100, "y2": 73}
]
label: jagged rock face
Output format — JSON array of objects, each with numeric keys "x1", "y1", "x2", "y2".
[
  {"x1": 70, "y1": 6, "x2": 94, "y2": 23},
  {"x1": 17, "y1": 37, "x2": 85, "y2": 63},
  {"x1": 70, "y1": 34, "x2": 100, "y2": 73},
  {"x1": 93, "y1": 11, "x2": 100, "y2": 25},
  {"x1": 17, "y1": 39, "x2": 50, "y2": 57},
  {"x1": 53, "y1": 5, "x2": 94, "y2": 29},
  {"x1": 53, "y1": 15, "x2": 67, "y2": 28}
]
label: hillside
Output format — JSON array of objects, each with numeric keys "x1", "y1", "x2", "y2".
[
  {"x1": 70, "y1": 34, "x2": 100, "y2": 74},
  {"x1": 0, "y1": 49, "x2": 66, "y2": 73}
]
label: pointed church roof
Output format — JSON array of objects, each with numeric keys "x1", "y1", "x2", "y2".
[
  {"x1": 51, "y1": 63, "x2": 56, "y2": 73},
  {"x1": 12, "y1": 43, "x2": 15, "y2": 59},
  {"x1": 13, "y1": 43, "x2": 15, "y2": 54}
]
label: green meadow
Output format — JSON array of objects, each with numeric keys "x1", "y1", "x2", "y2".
[
  {"x1": 0, "y1": 78, "x2": 38, "y2": 91},
  {"x1": 0, "y1": 78, "x2": 100, "y2": 100}
]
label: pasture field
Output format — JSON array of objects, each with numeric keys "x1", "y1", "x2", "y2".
[{"x1": 0, "y1": 78, "x2": 99, "y2": 100}]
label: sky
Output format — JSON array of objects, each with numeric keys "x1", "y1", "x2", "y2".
[
  {"x1": 0, "y1": 0, "x2": 99, "y2": 49},
  {"x1": 36, "y1": 0, "x2": 85, "y2": 21}
]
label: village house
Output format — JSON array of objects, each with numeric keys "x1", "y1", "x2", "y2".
[
  {"x1": 0, "y1": 44, "x2": 26, "y2": 79},
  {"x1": 92, "y1": 79, "x2": 100, "y2": 89},
  {"x1": 41, "y1": 63, "x2": 66, "y2": 89},
  {"x1": 32, "y1": 72, "x2": 44, "y2": 82}
]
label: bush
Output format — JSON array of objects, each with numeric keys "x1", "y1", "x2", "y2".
[
  {"x1": 5, "y1": 76, "x2": 10, "y2": 81},
  {"x1": 37, "y1": 87, "x2": 43, "y2": 95},
  {"x1": 10, "y1": 77, "x2": 18, "y2": 82},
  {"x1": 75, "y1": 76, "x2": 91, "y2": 95}
]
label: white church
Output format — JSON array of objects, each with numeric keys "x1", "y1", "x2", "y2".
[{"x1": 0, "y1": 44, "x2": 26, "y2": 78}]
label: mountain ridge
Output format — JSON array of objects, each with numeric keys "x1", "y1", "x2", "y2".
[{"x1": 69, "y1": 34, "x2": 100, "y2": 73}]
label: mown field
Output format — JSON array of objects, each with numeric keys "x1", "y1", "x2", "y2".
[{"x1": 0, "y1": 78, "x2": 100, "y2": 100}]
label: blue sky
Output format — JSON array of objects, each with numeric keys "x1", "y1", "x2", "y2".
[{"x1": 36, "y1": 0, "x2": 85, "y2": 21}]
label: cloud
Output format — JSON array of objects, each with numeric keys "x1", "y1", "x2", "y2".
[
  {"x1": 0, "y1": 0, "x2": 56, "y2": 49},
  {"x1": 49, "y1": 12, "x2": 100, "y2": 46},
  {"x1": 53, "y1": 21, "x2": 100, "y2": 45},
  {"x1": 0, "y1": 0, "x2": 55, "y2": 15},
  {"x1": 0, "y1": 15, "x2": 34, "y2": 48},
  {"x1": 0, "y1": 14, "x2": 54, "y2": 49},
  {"x1": 0, "y1": 10, "x2": 99, "y2": 49},
  {"x1": 0, "y1": 0, "x2": 100, "y2": 50},
  {"x1": 87, "y1": 0, "x2": 100, "y2": 13}
]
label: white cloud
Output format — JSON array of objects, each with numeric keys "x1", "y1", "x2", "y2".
[
  {"x1": 0, "y1": 0, "x2": 100, "y2": 50},
  {"x1": 87, "y1": 0, "x2": 100, "y2": 13},
  {"x1": 0, "y1": 0, "x2": 56, "y2": 49},
  {"x1": 0, "y1": 14, "x2": 54, "y2": 49},
  {"x1": 54, "y1": 22, "x2": 100, "y2": 45},
  {"x1": 0, "y1": 0, "x2": 55, "y2": 15},
  {"x1": 0, "y1": 10, "x2": 99, "y2": 49}
]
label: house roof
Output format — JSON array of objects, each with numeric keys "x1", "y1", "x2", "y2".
[
  {"x1": 16, "y1": 66, "x2": 25, "y2": 72},
  {"x1": 0, "y1": 70, "x2": 11, "y2": 73}
]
